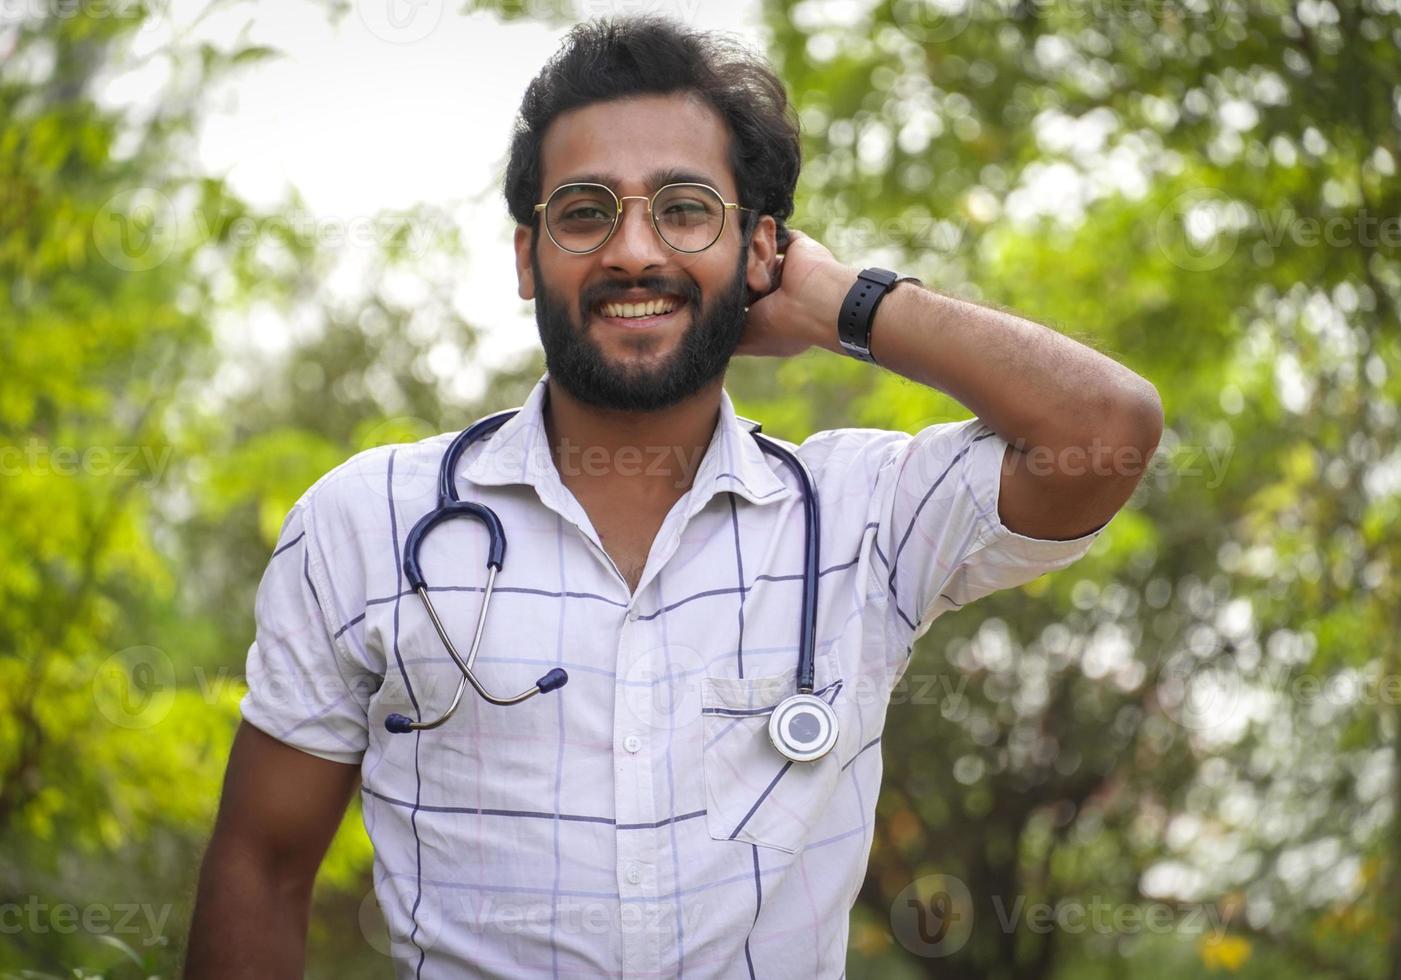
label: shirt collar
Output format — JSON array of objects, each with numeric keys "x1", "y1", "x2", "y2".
[{"x1": 460, "y1": 372, "x2": 791, "y2": 513}]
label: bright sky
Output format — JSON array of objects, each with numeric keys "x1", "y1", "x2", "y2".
[{"x1": 136, "y1": 0, "x2": 767, "y2": 385}]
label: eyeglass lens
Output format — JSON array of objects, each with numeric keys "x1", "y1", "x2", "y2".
[{"x1": 545, "y1": 183, "x2": 726, "y2": 253}]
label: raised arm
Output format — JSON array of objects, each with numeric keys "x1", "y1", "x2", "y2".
[{"x1": 738, "y1": 227, "x2": 1164, "y2": 541}]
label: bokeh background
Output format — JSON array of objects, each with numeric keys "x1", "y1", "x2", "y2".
[{"x1": 3, "y1": 0, "x2": 1399, "y2": 976}]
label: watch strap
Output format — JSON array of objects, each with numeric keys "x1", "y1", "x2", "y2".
[{"x1": 837, "y1": 267, "x2": 921, "y2": 363}]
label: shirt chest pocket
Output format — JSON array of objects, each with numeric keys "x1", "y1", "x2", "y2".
[{"x1": 700, "y1": 672, "x2": 843, "y2": 854}]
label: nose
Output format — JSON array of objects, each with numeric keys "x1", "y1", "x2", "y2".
[{"x1": 596, "y1": 195, "x2": 669, "y2": 274}]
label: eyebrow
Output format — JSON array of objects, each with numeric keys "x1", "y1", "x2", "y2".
[{"x1": 552, "y1": 167, "x2": 724, "y2": 194}]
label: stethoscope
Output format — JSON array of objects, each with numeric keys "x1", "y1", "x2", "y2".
[{"x1": 384, "y1": 408, "x2": 839, "y2": 764}]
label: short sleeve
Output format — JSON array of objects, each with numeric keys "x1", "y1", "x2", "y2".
[
  {"x1": 239, "y1": 500, "x2": 378, "y2": 765},
  {"x1": 872, "y1": 418, "x2": 1105, "y2": 649}
]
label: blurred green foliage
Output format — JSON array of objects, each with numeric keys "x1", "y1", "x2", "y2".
[{"x1": 1, "y1": 0, "x2": 1399, "y2": 978}]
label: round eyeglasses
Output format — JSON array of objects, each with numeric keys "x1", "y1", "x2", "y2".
[{"x1": 534, "y1": 182, "x2": 756, "y2": 255}]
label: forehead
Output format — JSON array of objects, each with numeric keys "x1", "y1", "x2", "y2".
[{"x1": 538, "y1": 93, "x2": 735, "y2": 195}]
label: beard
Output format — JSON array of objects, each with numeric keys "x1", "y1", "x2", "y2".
[{"x1": 529, "y1": 232, "x2": 751, "y2": 413}]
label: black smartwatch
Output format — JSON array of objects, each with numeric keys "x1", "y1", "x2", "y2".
[{"x1": 837, "y1": 267, "x2": 922, "y2": 363}]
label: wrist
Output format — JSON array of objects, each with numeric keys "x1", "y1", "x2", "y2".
[
  {"x1": 837, "y1": 267, "x2": 922, "y2": 364},
  {"x1": 801, "y1": 262, "x2": 860, "y2": 355}
]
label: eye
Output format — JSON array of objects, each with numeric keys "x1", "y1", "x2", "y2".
[
  {"x1": 662, "y1": 199, "x2": 706, "y2": 214},
  {"x1": 547, "y1": 185, "x2": 617, "y2": 226},
  {"x1": 561, "y1": 204, "x2": 612, "y2": 222},
  {"x1": 658, "y1": 197, "x2": 713, "y2": 226}
]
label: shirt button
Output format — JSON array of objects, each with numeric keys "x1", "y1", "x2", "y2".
[
  {"x1": 624, "y1": 734, "x2": 642, "y2": 753},
  {"x1": 626, "y1": 865, "x2": 642, "y2": 884},
  {"x1": 626, "y1": 609, "x2": 639, "y2": 622}
]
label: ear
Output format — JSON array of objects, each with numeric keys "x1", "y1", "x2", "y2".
[
  {"x1": 513, "y1": 224, "x2": 535, "y2": 300},
  {"x1": 744, "y1": 214, "x2": 780, "y2": 302}
]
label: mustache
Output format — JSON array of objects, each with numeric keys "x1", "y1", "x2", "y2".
[{"x1": 579, "y1": 276, "x2": 702, "y2": 315}]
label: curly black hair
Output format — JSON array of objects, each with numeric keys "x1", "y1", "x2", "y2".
[{"x1": 503, "y1": 15, "x2": 799, "y2": 250}]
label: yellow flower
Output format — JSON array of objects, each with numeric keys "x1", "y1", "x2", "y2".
[{"x1": 1199, "y1": 934, "x2": 1252, "y2": 972}]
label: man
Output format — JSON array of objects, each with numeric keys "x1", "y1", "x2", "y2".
[{"x1": 185, "y1": 15, "x2": 1162, "y2": 979}]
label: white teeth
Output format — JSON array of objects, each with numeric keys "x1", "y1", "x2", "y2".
[{"x1": 601, "y1": 298, "x2": 678, "y2": 319}]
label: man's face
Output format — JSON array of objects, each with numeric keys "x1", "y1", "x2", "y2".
[{"x1": 513, "y1": 93, "x2": 777, "y2": 412}]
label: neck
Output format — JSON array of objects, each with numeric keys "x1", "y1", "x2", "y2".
[{"x1": 543, "y1": 375, "x2": 724, "y2": 499}]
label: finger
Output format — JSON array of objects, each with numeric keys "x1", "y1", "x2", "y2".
[{"x1": 768, "y1": 255, "x2": 784, "y2": 292}]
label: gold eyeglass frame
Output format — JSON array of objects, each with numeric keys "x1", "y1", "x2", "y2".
[{"x1": 533, "y1": 181, "x2": 757, "y2": 255}]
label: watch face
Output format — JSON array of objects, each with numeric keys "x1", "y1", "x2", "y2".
[{"x1": 768, "y1": 693, "x2": 839, "y2": 763}]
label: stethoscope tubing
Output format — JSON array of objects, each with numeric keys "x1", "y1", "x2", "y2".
[
  {"x1": 385, "y1": 408, "x2": 821, "y2": 735},
  {"x1": 749, "y1": 432, "x2": 819, "y2": 694}
]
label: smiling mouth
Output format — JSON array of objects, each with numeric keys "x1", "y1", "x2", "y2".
[{"x1": 591, "y1": 296, "x2": 688, "y2": 329}]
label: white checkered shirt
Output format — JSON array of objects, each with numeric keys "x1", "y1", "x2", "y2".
[{"x1": 240, "y1": 371, "x2": 1103, "y2": 978}]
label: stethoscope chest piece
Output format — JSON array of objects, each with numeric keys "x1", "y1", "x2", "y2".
[{"x1": 768, "y1": 693, "x2": 839, "y2": 763}]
